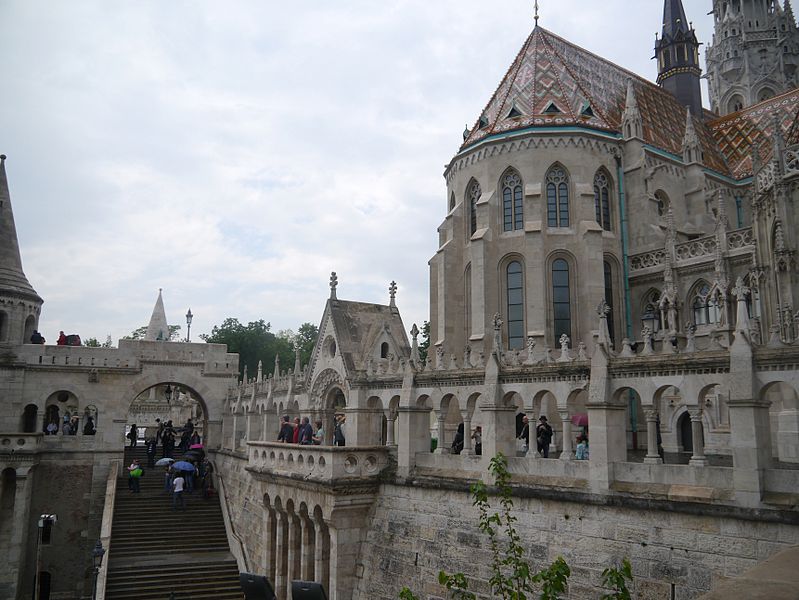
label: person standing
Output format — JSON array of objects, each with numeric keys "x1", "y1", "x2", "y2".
[
  {"x1": 155, "y1": 418, "x2": 163, "y2": 445},
  {"x1": 83, "y1": 416, "x2": 96, "y2": 435},
  {"x1": 172, "y1": 473, "x2": 186, "y2": 511},
  {"x1": 298, "y1": 417, "x2": 314, "y2": 445},
  {"x1": 146, "y1": 437, "x2": 157, "y2": 468},
  {"x1": 518, "y1": 416, "x2": 530, "y2": 455},
  {"x1": 312, "y1": 420, "x2": 325, "y2": 445},
  {"x1": 291, "y1": 417, "x2": 301, "y2": 444},
  {"x1": 128, "y1": 459, "x2": 142, "y2": 494},
  {"x1": 472, "y1": 426, "x2": 483, "y2": 456},
  {"x1": 333, "y1": 415, "x2": 346, "y2": 447},
  {"x1": 575, "y1": 435, "x2": 589, "y2": 460},
  {"x1": 127, "y1": 424, "x2": 138, "y2": 448},
  {"x1": 536, "y1": 416, "x2": 554, "y2": 458}
]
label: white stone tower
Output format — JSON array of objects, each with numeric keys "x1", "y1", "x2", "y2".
[
  {"x1": 706, "y1": 0, "x2": 799, "y2": 115},
  {"x1": 0, "y1": 154, "x2": 42, "y2": 345}
]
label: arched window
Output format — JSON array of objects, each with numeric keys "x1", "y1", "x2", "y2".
[
  {"x1": 464, "y1": 264, "x2": 472, "y2": 339},
  {"x1": 501, "y1": 170, "x2": 524, "y2": 232},
  {"x1": 642, "y1": 290, "x2": 663, "y2": 332},
  {"x1": 728, "y1": 95, "x2": 744, "y2": 113},
  {"x1": 506, "y1": 261, "x2": 524, "y2": 350},
  {"x1": 654, "y1": 190, "x2": 669, "y2": 217},
  {"x1": 603, "y1": 260, "x2": 616, "y2": 345},
  {"x1": 552, "y1": 259, "x2": 571, "y2": 341},
  {"x1": 23, "y1": 315, "x2": 35, "y2": 344},
  {"x1": 594, "y1": 170, "x2": 612, "y2": 231},
  {"x1": 467, "y1": 179, "x2": 481, "y2": 238},
  {"x1": 449, "y1": 193, "x2": 455, "y2": 212},
  {"x1": 380, "y1": 342, "x2": 389, "y2": 359},
  {"x1": 690, "y1": 282, "x2": 720, "y2": 326},
  {"x1": 546, "y1": 166, "x2": 569, "y2": 228}
]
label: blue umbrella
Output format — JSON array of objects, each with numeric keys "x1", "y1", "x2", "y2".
[{"x1": 173, "y1": 461, "x2": 195, "y2": 471}]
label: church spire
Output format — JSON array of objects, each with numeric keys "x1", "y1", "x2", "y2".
[
  {"x1": 0, "y1": 154, "x2": 41, "y2": 302},
  {"x1": 655, "y1": 0, "x2": 703, "y2": 117},
  {"x1": 144, "y1": 289, "x2": 170, "y2": 341}
]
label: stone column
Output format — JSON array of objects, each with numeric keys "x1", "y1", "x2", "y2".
[
  {"x1": 263, "y1": 506, "x2": 276, "y2": 584},
  {"x1": 313, "y1": 519, "x2": 330, "y2": 590},
  {"x1": 434, "y1": 412, "x2": 448, "y2": 454},
  {"x1": 385, "y1": 414, "x2": 396, "y2": 446},
  {"x1": 230, "y1": 414, "x2": 238, "y2": 450},
  {"x1": 286, "y1": 512, "x2": 299, "y2": 598},
  {"x1": 478, "y1": 403, "x2": 517, "y2": 459},
  {"x1": 396, "y1": 406, "x2": 432, "y2": 476},
  {"x1": 462, "y1": 412, "x2": 474, "y2": 455},
  {"x1": 274, "y1": 510, "x2": 287, "y2": 599},
  {"x1": 689, "y1": 409, "x2": 708, "y2": 466},
  {"x1": 300, "y1": 515, "x2": 314, "y2": 581},
  {"x1": 644, "y1": 409, "x2": 663, "y2": 464},
  {"x1": 558, "y1": 410, "x2": 573, "y2": 460},
  {"x1": 7, "y1": 467, "x2": 33, "y2": 599}
]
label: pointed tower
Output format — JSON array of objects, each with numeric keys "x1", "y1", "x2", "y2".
[
  {"x1": 655, "y1": 0, "x2": 703, "y2": 116},
  {"x1": 144, "y1": 289, "x2": 170, "y2": 341},
  {"x1": 0, "y1": 155, "x2": 43, "y2": 345},
  {"x1": 622, "y1": 80, "x2": 643, "y2": 140},
  {"x1": 682, "y1": 108, "x2": 701, "y2": 164}
]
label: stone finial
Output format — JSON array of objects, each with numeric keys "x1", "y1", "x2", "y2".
[
  {"x1": 294, "y1": 342, "x2": 302, "y2": 375},
  {"x1": 256, "y1": 360, "x2": 263, "y2": 383},
  {"x1": 524, "y1": 336, "x2": 537, "y2": 365},
  {"x1": 329, "y1": 271, "x2": 338, "y2": 299},
  {"x1": 0, "y1": 154, "x2": 6, "y2": 162},
  {"x1": 389, "y1": 280, "x2": 397, "y2": 307},
  {"x1": 410, "y1": 323, "x2": 421, "y2": 365},
  {"x1": 243, "y1": 365, "x2": 248, "y2": 384},
  {"x1": 435, "y1": 346, "x2": 445, "y2": 370},
  {"x1": 463, "y1": 344, "x2": 472, "y2": 369},
  {"x1": 449, "y1": 354, "x2": 458, "y2": 370},
  {"x1": 619, "y1": 338, "x2": 635, "y2": 357},
  {"x1": 577, "y1": 341, "x2": 588, "y2": 361},
  {"x1": 542, "y1": 347, "x2": 554, "y2": 363},
  {"x1": 684, "y1": 323, "x2": 697, "y2": 353},
  {"x1": 492, "y1": 313, "x2": 504, "y2": 356}
]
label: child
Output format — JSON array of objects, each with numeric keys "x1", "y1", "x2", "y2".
[{"x1": 575, "y1": 435, "x2": 589, "y2": 460}]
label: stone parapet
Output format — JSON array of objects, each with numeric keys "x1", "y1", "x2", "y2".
[{"x1": 246, "y1": 441, "x2": 390, "y2": 483}]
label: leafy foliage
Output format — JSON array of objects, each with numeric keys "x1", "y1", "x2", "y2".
[
  {"x1": 418, "y1": 320, "x2": 431, "y2": 362},
  {"x1": 600, "y1": 559, "x2": 633, "y2": 600},
  {"x1": 201, "y1": 318, "x2": 318, "y2": 380},
  {"x1": 124, "y1": 324, "x2": 181, "y2": 341},
  {"x1": 84, "y1": 335, "x2": 114, "y2": 348}
]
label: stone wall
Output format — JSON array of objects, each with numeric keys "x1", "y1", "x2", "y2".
[{"x1": 356, "y1": 483, "x2": 799, "y2": 600}]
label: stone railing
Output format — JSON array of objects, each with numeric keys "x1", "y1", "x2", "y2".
[
  {"x1": 629, "y1": 249, "x2": 666, "y2": 272},
  {"x1": 727, "y1": 227, "x2": 754, "y2": 250},
  {"x1": 0, "y1": 433, "x2": 42, "y2": 454},
  {"x1": 675, "y1": 235, "x2": 717, "y2": 261},
  {"x1": 246, "y1": 441, "x2": 390, "y2": 482}
]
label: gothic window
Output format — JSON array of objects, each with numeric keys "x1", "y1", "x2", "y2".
[
  {"x1": 642, "y1": 290, "x2": 663, "y2": 332},
  {"x1": 501, "y1": 170, "x2": 524, "y2": 232},
  {"x1": 467, "y1": 179, "x2": 481, "y2": 239},
  {"x1": 506, "y1": 261, "x2": 525, "y2": 350},
  {"x1": 745, "y1": 275, "x2": 762, "y2": 319},
  {"x1": 690, "y1": 283, "x2": 720, "y2": 326},
  {"x1": 0, "y1": 311, "x2": 6, "y2": 342},
  {"x1": 594, "y1": 170, "x2": 612, "y2": 231},
  {"x1": 604, "y1": 260, "x2": 616, "y2": 346},
  {"x1": 449, "y1": 193, "x2": 455, "y2": 212},
  {"x1": 380, "y1": 342, "x2": 389, "y2": 359},
  {"x1": 552, "y1": 258, "x2": 571, "y2": 342},
  {"x1": 654, "y1": 190, "x2": 670, "y2": 218},
  {"x1": 728, "y1": 95, "x2": 744, "y2": 113},
  {"x1": 546, "y1": 166, "x2": 570, "y2": 228},
  {"x1": 758, "y1": 88, "x2": 775, "y2": 102}
]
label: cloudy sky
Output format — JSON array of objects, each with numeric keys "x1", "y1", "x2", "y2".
[{"x1": 0, "y1": 1, "x2": 716, "y2": 344}]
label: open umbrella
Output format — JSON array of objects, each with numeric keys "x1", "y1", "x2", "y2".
[
  {"x1": 571, "y1": 413, "x2": 589, "y2": 427},
  {"x1": 189, "y1": 443, "x2": 204, "y2": 450},
  {"x1": 183, "y1": 451, "x2": 202, "y2": 461},
  {"x1": 172, "y1": 460, "x2": 195, "y2": 472},
  {"x1": 155, "y1": 457, "x2": 175, "y2": 467}
]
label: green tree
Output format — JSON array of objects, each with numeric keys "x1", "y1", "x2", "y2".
[
  {"x1": 123, "y1": 324, "x2": 181, "y2": 341},
  {"x1": 418, "y1": 320, "x2": 431, "y2": 362},
  {"x1": 201, "y1": 319, "x2": 318, "y2": 380},
  {"x1": 84, "y1": 337, "x2": 101, "y2": 347}
]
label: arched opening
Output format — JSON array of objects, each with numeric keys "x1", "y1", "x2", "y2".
[
  {"x1": 763, "y1": 381, "x2": 799, "y2": 463},
  {"x1": 127, "y1": 383, "x2": 208, "y2": 452},
  {"x1": 380, "y1": 342, "x2": 389, "y2": 359},
  {"x1": 44, "y1": 390, "x2": 78, "y2": 435},
  {"x1": 22, "y1": 404, "x2": 38, "y2": 433},
  {"x1": 0, "y1": 311, "x2": 7, "y2": 342},
  {"x1": 23, "y1": 315, "x2": 36, "y2": 344},
  {"x1": 727, "y1": 94, "x2": 744, "y2": 113},
  {"x1": 678, "y1": 412, "x2": 693, "y2": 453}
]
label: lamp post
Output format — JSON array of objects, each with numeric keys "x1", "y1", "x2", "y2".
[
  {"x1": 186, "y1": 308, "x2": 193, "y2": 342},
  {"x1": 164, "y1": 384, "x2": 173, "y2": 405},
  {"x1": 91, "y1": 539, "x2": 105, "y2": 600},
  {"x1": 641, "y1": 309, "x2": 658, "y2": 335}
]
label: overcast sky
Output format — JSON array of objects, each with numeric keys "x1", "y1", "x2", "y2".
[{"x1": 0, "y1": 1, "x2": 716, "y2": 344}]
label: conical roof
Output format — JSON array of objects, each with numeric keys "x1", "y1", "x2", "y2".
[
  {"x1": 144, "y1": 289, "x2": 170, "y2": 341},
  {"x1": 0, "y1": 155, "x2": 42, "y2": 302},
  {"x1": 458, "y1": 27, "x2": 729, "y2": 175}
]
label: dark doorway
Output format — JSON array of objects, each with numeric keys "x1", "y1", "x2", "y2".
[
  {"x1": 23, "y1": 404, "x2": 38, "y2": 433},
  {"x1": 515, "y1": 412, "x2": 526, "y2": 438},
  {"x1": 35, "y1": 571, "x2": 51, "y2": 600},
  {"x1": 678, "y1": 412, "x2": 693, "y2": 453}
]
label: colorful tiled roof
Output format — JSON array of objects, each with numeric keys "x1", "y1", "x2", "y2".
[
  {"x1": 460, "y1": 27, "x2": 729, "y2": 175},
  {"x1": 707, "y1": 88, "x2": 799, "y2": 179}
]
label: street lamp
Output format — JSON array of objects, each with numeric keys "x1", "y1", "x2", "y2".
[
  {"x1": 91, "y1": 539, "x2": 105, "y2": 600},
  {"x1": 641, "y1": 308, "x2": 659, "y2": 334},
  {"x1": 186, "y1": 308, "x2": 193, "y2": 342},
  {"x1": 164, "y1": 384, "x2": 173, "y2": 404}
]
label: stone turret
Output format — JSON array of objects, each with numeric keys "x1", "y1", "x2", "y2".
[
  {"x1": 0, "y1": 155, "x2": 43, "y2": 345},
  {"x1": 144, "y1": 289, "x2": 170, "y2": 341}
]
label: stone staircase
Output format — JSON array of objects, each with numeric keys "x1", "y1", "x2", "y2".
[{"x1": 105, "y1": 447, "x2": 244, "y2": 599}]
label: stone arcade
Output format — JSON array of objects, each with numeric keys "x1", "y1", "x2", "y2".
[{"x1": 3, "y1": 1, "x2": 799, "y2": 599}]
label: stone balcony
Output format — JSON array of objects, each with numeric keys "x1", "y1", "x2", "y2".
[{"x1": 246, "y1": 441, "x2": 391, "y2": 484}]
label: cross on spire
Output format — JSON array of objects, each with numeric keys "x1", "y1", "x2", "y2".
[
  {"x1": 329, "y1": 271, "x2": 338, "y2": 299},
  {"x1": 534, "y1": 0, "x2": 539, "y2": 24},
  {"x1": 389, "y1": 280, "x2": 397, "y2": 306}
]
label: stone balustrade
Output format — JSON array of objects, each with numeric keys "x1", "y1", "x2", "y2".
[
  {"x1": 246, "y1": 441, "x2": 390, "y2": 482},
  {"x1": 0, "y1": 432, "x2": 42, "y2": 454}
]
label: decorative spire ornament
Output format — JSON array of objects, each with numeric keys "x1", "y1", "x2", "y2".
[
  {"x1": 534, "y1": 0, "x2": 539, "y2": 25},
  {"x1": 389, "y1": 281, "x2": 397, "y2": 307},
  {"x1": 329, "y1": 271, "x2": 338, "y2": 299}
]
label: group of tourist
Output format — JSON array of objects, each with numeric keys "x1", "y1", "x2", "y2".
[
  {"x1": 128, "y1": 418, "x2": 201, "y2": 458},
  {"x1": 450, "y1": 424, "x2": 483, "y2": 455},
  {"x1": 44, "y1": 414, "x2": 95, "y2": 436},
  {"x1": 162, "y1": 457, "x2": 214, "y2": 511},
  {"x1": 277, "y1": 414, "x2": 346, "y2": 446}
]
